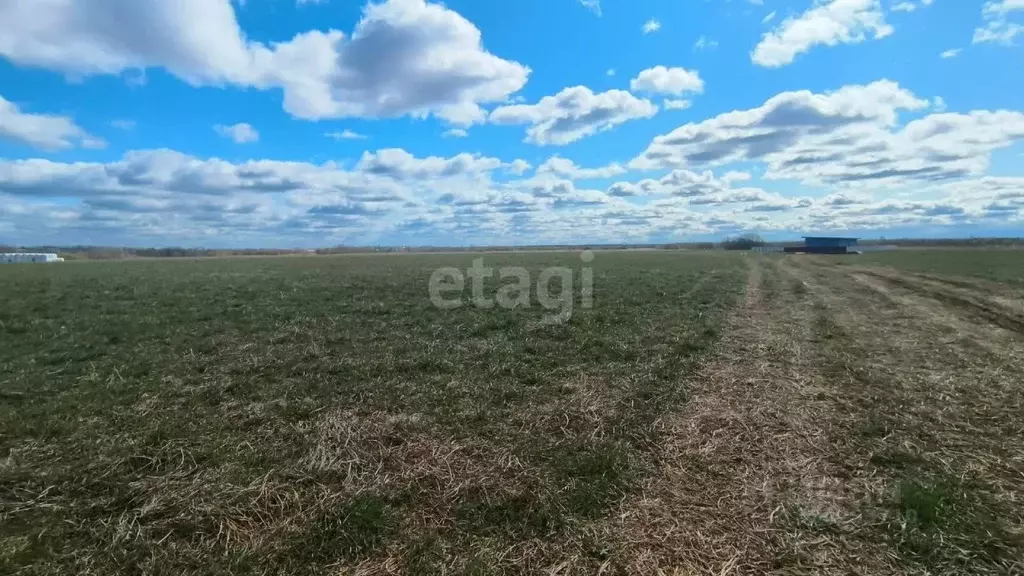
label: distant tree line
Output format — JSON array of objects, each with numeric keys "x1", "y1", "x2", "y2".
[
  {"x1": 1, "y1": 246, "x2": 312, "y2": 260},
  {"x1": 860, "y1": 237, "x2": 1024, "y2": 247},
  {"x1": 4, "y1": 236, "x2": 1023, "y2": 259},
  {"x1": 721, "y1": 234, "x2": 766, "y2": 251}
]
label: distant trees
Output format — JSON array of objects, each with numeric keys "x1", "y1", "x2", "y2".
[{"x1": 721, "y1": 233, "x2": 766, "y2": 251}]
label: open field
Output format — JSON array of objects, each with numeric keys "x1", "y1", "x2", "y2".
[
  {"x1": 850, "y1": 248, "x2": 1024, "y2": 289},
  {"x1": 2, "y1": 250, "x2": 1024, "y2": 575}
]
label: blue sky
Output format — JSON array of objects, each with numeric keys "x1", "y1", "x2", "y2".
[{"x1": 1, "y1": 0, "x2": 1023, "y2": 248}]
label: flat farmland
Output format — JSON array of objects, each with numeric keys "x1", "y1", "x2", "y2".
[
  {"x1": 2, "y1": 250, "x2": 1023, "y2": 575},
  {"x1": 850, "y1": 248, "x2": 1024, "y2": 289}
]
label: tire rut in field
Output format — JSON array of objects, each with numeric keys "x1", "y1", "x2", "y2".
[
  {"x1": 846, "y1": 267, "x2": 1024, "y2": 336},
  {"x1": 600, "y1": 257, "x2": 900, "y2": 574},
  {"x1": 785, "y1": 257, "x2": 1024, "y2": 575},
  {"x1": 846, "y1": 271, "x2": 1024, "y2": 362}
]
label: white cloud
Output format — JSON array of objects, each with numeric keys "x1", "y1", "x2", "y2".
[
  {"x1": 442, "y1": 128, "x2": 468, "y2": 138},
  {"x1": 771, "y1": 110, "x2": 1024, "y2": 185},
  {"x1": 506, "y1": 159, "x2": 532, "y2": 175},
  {"x1": 633, "y1": 80, "x2": 929, "y2": 170},
  {"x1": 974, "y1": 0, "x2": 1024, "y2": 44},
  {"x1": 763, "y1": 10, "x2": 777, "y2": 24},
  {"x1": 214, "y1": 123, "x2": 260, "y2": 144},
  {"x1": 355, "y1": 148, "x2": 504, "y2": 180},
  {"x1": 489, "y1": 86, "x2": 658, "y2": 145},
  {"x1": 4, "y1": 148, "x2": 1022, "y2": 245},
  {"x1": 614, "y1": 169, "x2": 758, "y2": 197},
  {"x1": 630, "y1": 66, "x2": 704, "y2": 96},
  {"x1": 0, "y1": 0, "x2": 530, "y2": 125},
  {"x1": 940, "y1": 48, "x2": 961, "y2": 58},
  {"x1": 579, "y1": 0, "x2": 602, "y2": 15},
  {"x1": 0, "y1": 95, "x2": 105, "y2": 150},
  {"x1": 892, "y1": 1, "x2": 916, "y2": 11},
  {"x1": 607, "y1": 170, "x2": 803, "y2": 213},
  {"x1": 0, "y1": 147, "x2": 517, "y2": 218},
  {"x1": 0, "y1": 151, "x2": 419, "y2": 244},
  {"x1": 326, "y1": 129, "x2": 368, "y2": 140},
  {"x1": 537, "y1": 156, "x2": 626, "y2": 179},
  {"x1": 629, "y1": 81, "x2": 1024, "y2": 188},
  {"x1": 752, "y1": 0, "x2": 893, "y2": 67},
  {"x1": 663, "y1": 99, "x2": 692, "y2": 110},
  {"x1": 606, "y1": 68, "x2": 616, "y2": 76},
  {"x1": 984, "y1": 0, "x2": 1024, "y2": 15},
  {"x1": 694, "y1": 36, "x2": 718, "y2": 51},
  {"x1": 974, "y1": 22, "x2": 1023, "y2": 43},
  {"x1": 642, "y1": 19, "x2": 662, "y2": 34},
  {"x1": 0, "y1": 150, "x2": 389, "y2": 201},
  {"x1": 111, "y1": 119, "x2": 136, "y2": 130}
]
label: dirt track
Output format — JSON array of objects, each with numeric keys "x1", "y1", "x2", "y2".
[{"x1": 605, "y1": 256, "x2": 1024, "y2": 575}]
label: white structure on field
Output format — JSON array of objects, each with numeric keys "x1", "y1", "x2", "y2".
[{"x1": 1, "y1": 253, "x2": 64, "y2": 263}]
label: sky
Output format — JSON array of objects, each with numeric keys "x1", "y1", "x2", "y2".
[{"x1": 0, "y1": 0, "x2": 1023, "y2": 248}]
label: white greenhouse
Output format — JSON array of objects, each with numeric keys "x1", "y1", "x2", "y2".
[{"x1": 1, "y1": 253, "x2": 64, "y2": 264}]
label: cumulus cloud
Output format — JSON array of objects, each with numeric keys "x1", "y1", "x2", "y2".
[
  {"x1": 5, "y1": 149, "x2": 1022, "y2": 245},
  {"x1": 0, "y1": 95, "x2": 105, "y2": 150},
  {"x1": 552, "y1": 189, "x2": 615, "y2": 209},
  {"x1": 579, "y1": 0, "x2": 602, "y2": 15},
  {"x1": 974, "y1": 0, "x2": 1024, "y2": 44},
  {"x1": 0, "y1": 148, "x2": 514, "y2": 204},
  {"x1": 752, "y1": 0, "x2": 893, "y2": 67},
  {"x1": 505, "y1": 159, "x2": 532, "y2": 176},
  {"x1": 0, "y1": 0, "x2": 530, "y2": 124},
  {"x1": 818, "y1": 191, "x2": 871, "y2": 207},
  {"x1": 633, "y1": 81, "x2": 926, "y2": 166},
  {"x1": 663, "y1": 99, "x2": 692, "y2": 110},
  {"x1": 634, "y1": 81, "x2": 1024, "y2": 187},
  {"x1": 354, "y1": 148, "x2": 504, "y2": 180},
  {"x1": 635, "y1": 80, "x2": 996, "y2": 184},
  {"x1": 688, "y1": 189, "x2": 775, "y2": 205},
  {"x1": 326, "y1": 129, "x2": 367, "y2": 140},
  {"x1": 693, "y1": 36, "x2": 718, "y2": 51},
  {"x1": 536, "y1": 156, "x2": 626, "y2": 179},
  {"x1": 214, "y1": 123, "x2": 260, "y2": 143},
  {"x1": 489, "y1": 86, "x2": 658, "y2": 145},
  {"x1": 642, "y1": 19, "x2": 662, "y2": 34},
  {"x1": 982, "y1": 0, "x2": 1024, "y2": 16},
  {"x1": 0, "y1": 146, "x2": 728, "y2": 246},
  {"x1": 630, "y1": 66, "x2": 704, "y2": 96},
  {"x1": 771, "y1": 110, "x2": 1024, "y2": 184},
  {"x1": 0, "y1": 147, "x2": 560, "y2": 245},
  {"x1": 607, "y1": 169, "x2": 768, "y2": 205}
]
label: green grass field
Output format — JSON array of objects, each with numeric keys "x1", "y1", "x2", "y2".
[
  {"x1": 1, "y1": 252, "x2": 747, "y2": 574},
  {"x1": 852, "y1": 248, "x2": 1024, "y2": 289},
  {"x1": 3, "y1": 249, "x2": 1023, "y2": 575}
]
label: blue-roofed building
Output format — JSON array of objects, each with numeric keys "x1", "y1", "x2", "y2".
[
  {"x1": 804, "y1": 237, "x2": 859, "y2": 249},
  {"x1": 784, "y1": 236, "x2": 860, "y2": 254}
]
